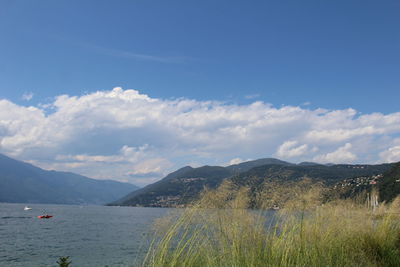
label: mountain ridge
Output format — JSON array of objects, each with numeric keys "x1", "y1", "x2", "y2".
[
  {"x1": 0, "y1": 153, "x2": 139, "y2": 205},
  {"x1": 112, "y1": 158, "x2": 396, "y2": 207},
  {"x1": 226, "y1": 158, "x2": 293, "y2": 173}
]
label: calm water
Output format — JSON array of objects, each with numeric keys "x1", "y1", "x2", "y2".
[{"x1": 0, "y1": 203, "x2": 169, "y2": 267}]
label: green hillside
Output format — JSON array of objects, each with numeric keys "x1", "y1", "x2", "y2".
[
  {"x1": 113, "y1": 159, "x2": 394, "y2": 207},
  {"x1": 379, "y1": 162, "x2": 400, "y2": 202}
]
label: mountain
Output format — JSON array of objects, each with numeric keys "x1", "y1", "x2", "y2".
[
  {"x1": 378, "y1": 162, "x2": 400, "y2": 202},
  {"x1": 111, "y1": 158, "x2": 288, "y2": 207},
  {"x1": 230, "y1": 163, "x2": 393, "y2": 188},
  {"x1": 0, "y1": 153, "x2": 138, "y2": 205},
  {"x1": 320, "y1": 162, "x2": 400, "y2": 202},
  {"x1": 226, "y1": 158, "x2": 293, "y2": 173},
  {"x1": 113, "y1": 157, "x2": 394, "y2": 207},
  {"x1": 297, "y1": 162, "x2": 323, "y2": 166},
  {"x1": 112, "y1": 165, "x2": 232, "y2": 207}
]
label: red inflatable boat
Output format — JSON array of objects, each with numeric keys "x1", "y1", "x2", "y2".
[{"x1": 37, "y1": 215, "x2": 53, "y2": 219}]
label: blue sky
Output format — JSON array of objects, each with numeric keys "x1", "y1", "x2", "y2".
[
  {"x1": 0, "y1": 1, "x2": 399, "y2": 185},
  {"x1": 1, "y1": 0, "x2": 399, "y2": 112}
]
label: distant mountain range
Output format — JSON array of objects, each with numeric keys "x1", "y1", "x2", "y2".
[
  {"x1": 0, "y1": 153, "x2": 139, "y2": 205},
  {"x1": 111, "y1": 158, "x2": 396, "y2": 207},
  {"x1": 2, "y1": 152, "x2": 398, "y2": 207},
  {"x1": 112, "y1": 158, "x2": 293, "y2": 207}
]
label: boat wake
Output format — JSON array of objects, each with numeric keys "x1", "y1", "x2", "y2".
[{"x1": 1, "y1": 216, "x2": 32, "y2": 219}]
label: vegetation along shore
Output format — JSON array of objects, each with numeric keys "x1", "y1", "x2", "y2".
[{"x1": 143, "y1": 163, "x2": 400, "y2": 267}]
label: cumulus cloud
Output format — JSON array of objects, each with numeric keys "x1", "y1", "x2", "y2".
[
  {"x1": 56, "y1": 145, "x2": 149, "y2": 163},
  {"x1": 379, "y1": 144, "x2": 400, "y2": 163},
  {"x1": 127, "y1": 158, "x2": 173, "y2": 177},
  {"x1": 313, "y1": 143, "x2": 357, "y2": 164},
  {"x1": 227, "y1": 158, "x2": 246, "y2": 165},
  {"x1": 276, "y1": 141, "x2": 309, "y2": 158},
  {"x1": 1, "y1": 87, "x2": 400, "y2": 185}
]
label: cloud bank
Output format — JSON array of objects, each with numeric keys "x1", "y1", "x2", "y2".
[{"x1": 1, "y1": 87, "x2": 400, "y2": 185}]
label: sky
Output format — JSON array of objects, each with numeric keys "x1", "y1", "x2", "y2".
[{"x1": 0, "y1": 0, "x2": 399, "y2": 186}]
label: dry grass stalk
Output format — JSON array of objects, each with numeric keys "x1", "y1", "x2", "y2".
[{"x1": 143, "y1": 179, "x2": 400, "y2": 267}]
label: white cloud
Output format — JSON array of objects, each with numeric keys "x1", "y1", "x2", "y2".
[
  {"x1": 276, "y1": 141, "x2": 309, "y2": 158},
  {"x1": 379, "y1": 145, "x2": 400, "y2": 163},
  {"x1": 56, "y1": 144, "x2": 149, "y2": 163},
  {"x1": 245, "y1": 94, "x2": 260, "y2": 100},
  {"x1": 79, "y1": 42, "x2": 190, "y2": 64},
  {"x1": 1, "y1": 87, "x2": 400, "y2": 185},
  {"x1": 228, "y1": 158, "x2": 245, "y2": 165},
  {"x1": 127, "y1": 158, "x2": 173, "y2": 176},
  {"x1": 22, "y1": 92, "x2": 34, "y2": 101},
  {"x1": 313, "y1": 143, "x2": 357, "y2": 164}
]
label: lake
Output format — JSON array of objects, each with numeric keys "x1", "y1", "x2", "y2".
[{"x1": 0, "y1": 203, "x2": 169, "y2": 267}]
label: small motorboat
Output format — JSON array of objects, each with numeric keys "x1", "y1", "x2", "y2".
[
  {"x1": 24, "y1": 206, "x2": 32, "y2": 211},
  {"x1": 37, "y1": 215, "x2": 53, "y2": 219}
]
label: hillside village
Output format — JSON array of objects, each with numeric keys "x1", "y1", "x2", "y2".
[{"x1": 333, "y1": 174, "x2": 383, "y2": 189}]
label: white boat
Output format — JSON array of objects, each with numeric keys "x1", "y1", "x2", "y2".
[{"x1": 24, "y1": 206, "x2": 32, "y2": 211}]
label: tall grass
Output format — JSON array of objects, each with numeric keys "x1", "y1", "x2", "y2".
[{"x1": 143, "y1": 180, "x2": 400, "y2": 267}]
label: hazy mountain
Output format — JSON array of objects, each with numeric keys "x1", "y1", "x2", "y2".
[
  {"x1": 0, "y1": 153, "x2": 138, "y2": 205},
  {"x1": 113, "y1": 158, "x2": 395, "y2": 207}
]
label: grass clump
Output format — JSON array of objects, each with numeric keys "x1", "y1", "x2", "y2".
[{"x1": 143, "y1": 180, "x2": 400, "y2": 267}]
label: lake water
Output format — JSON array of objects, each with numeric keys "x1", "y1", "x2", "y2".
[{"x1": 0, "y1": 203, "x2": 169, "y2": 267}]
